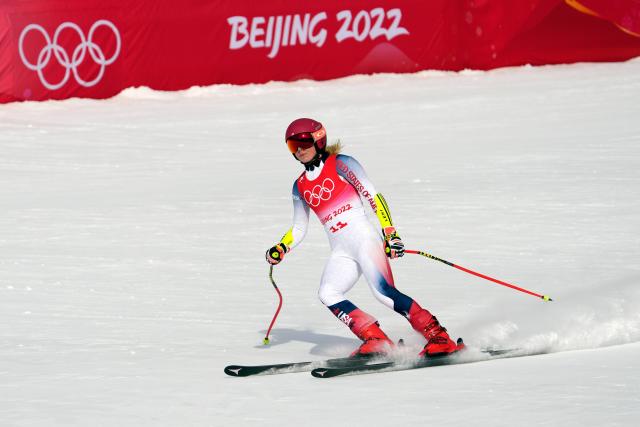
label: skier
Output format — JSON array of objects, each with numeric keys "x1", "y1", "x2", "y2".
[{"x1": 266, "y1": 118, "x2": 462, "y2": 357}]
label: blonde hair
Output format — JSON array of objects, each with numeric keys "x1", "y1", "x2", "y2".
[{"x1": 326, "y1": 139, "x2": 343, "y2": 155}]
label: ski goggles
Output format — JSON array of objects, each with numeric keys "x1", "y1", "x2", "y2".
[
  {"x1": 286, "y1": 134, "x2": 315, "y2": 153},
  {"x1": 286, "y1": 127, "x2": 326, "y2": 153}
]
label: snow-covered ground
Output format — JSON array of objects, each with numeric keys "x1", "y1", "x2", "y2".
[{"x1": 1, "y1": 59, "x2": 639, "y2": 426}]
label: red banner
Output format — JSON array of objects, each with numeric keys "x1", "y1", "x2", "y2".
[
  {"x1": 566, "y1": 0, "x2": 640, "y2": 36},
  {"x1": 1, "y1": 0, "x2": 639, "y2": 103}
]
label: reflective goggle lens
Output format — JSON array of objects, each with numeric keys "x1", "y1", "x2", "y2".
[{"x1": 286, "y1": 138, "x2": 315, "y2": 153}]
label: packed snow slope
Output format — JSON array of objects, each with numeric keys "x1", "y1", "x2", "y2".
[{"x1": 1, "y1": 60, "x2": 639, "y2": 426}]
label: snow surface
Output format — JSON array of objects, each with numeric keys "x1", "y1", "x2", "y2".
[{"x1": 1, "y1": 60, "x2": 640, "y2": 426}]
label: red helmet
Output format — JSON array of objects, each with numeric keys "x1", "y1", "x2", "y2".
[{"x1": 285, "y1": 118, "x2": 327, "y2": 152}]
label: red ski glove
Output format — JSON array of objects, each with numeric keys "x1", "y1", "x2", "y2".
[
  {"x1": 266, "y1": 243, "x2": 289, "y2": 265},
  {"x1": 383, "y1": 227, "x2": 404, "y2": 259}
]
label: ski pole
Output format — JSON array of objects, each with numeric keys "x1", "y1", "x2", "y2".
[
  {"x1": 405, "y1": 249, "x2": 553, "y2": 302},
  {"x1": 263, "y1": 265, "x2": 283, "y2": 345}
]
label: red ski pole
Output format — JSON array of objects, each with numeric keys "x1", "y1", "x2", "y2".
[
  {"x1": 405, "y1": 249, "x2": 553, "y2": 302},
  {"x1": 263, "y1": 265, "x2": 283, "y2": 345}
]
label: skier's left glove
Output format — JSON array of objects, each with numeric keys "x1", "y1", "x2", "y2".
[
  {"x1": 383, "y1": 226, "x2": 404, "y2": 258},
  {"x1": 266, "y1": 242, "x2": 289, "y2": 265}
]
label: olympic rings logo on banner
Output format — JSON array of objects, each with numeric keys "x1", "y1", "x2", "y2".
[
  {"x1": 18, "y1": 20, "x2": 121, "y2": 90},
  {"x1": 304, "y1": 178, "x2": 335, "y2": 207}
]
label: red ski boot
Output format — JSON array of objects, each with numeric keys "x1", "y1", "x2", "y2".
[
  {"x1": 407, "y1": 303, "x2": 462, "y2": 357},
  {"x1": 418, "y1": 317, "x2": 462, "y2": 357},
  {"x1": 350, "y1": 322, "x2": 394, "y2": 357}
]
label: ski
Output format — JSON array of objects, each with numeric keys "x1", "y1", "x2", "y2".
[
  {"x1": 225, "y1": 340, "x2": 521, "y2": 377},
  {"x1": 311, "y1": 346, "x2": 527, "y2": 378},
  {"x1": 224, "y1": 354, "x2": 387, "y2": 377}
]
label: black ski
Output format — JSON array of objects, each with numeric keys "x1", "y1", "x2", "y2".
[
  {"x1": 311, "y1": 346, "x2": 527, "y2": 378},
  {"x1": 224, "y1": 354, "x2": 386, "y2": 377}
]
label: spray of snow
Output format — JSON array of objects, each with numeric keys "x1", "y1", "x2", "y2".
[{"x1": 470, "y1": 277, "x2": 640, "y2": 353}]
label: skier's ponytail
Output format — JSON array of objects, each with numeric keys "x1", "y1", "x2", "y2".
[{"x1": 326, "y1": 140, "x2": 343, "y2": 155}]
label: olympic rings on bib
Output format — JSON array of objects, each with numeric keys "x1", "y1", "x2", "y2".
[{"x1": 304, "y1": 178, "x2": 335, "y2": 207}]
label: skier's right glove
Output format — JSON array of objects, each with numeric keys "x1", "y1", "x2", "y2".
[
  {"x1": 266, "y1": 243, "x2": 289, "y2": 265},
  {"x1": 383, "y1": 227, "x2": 405, "y2": 259}
]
